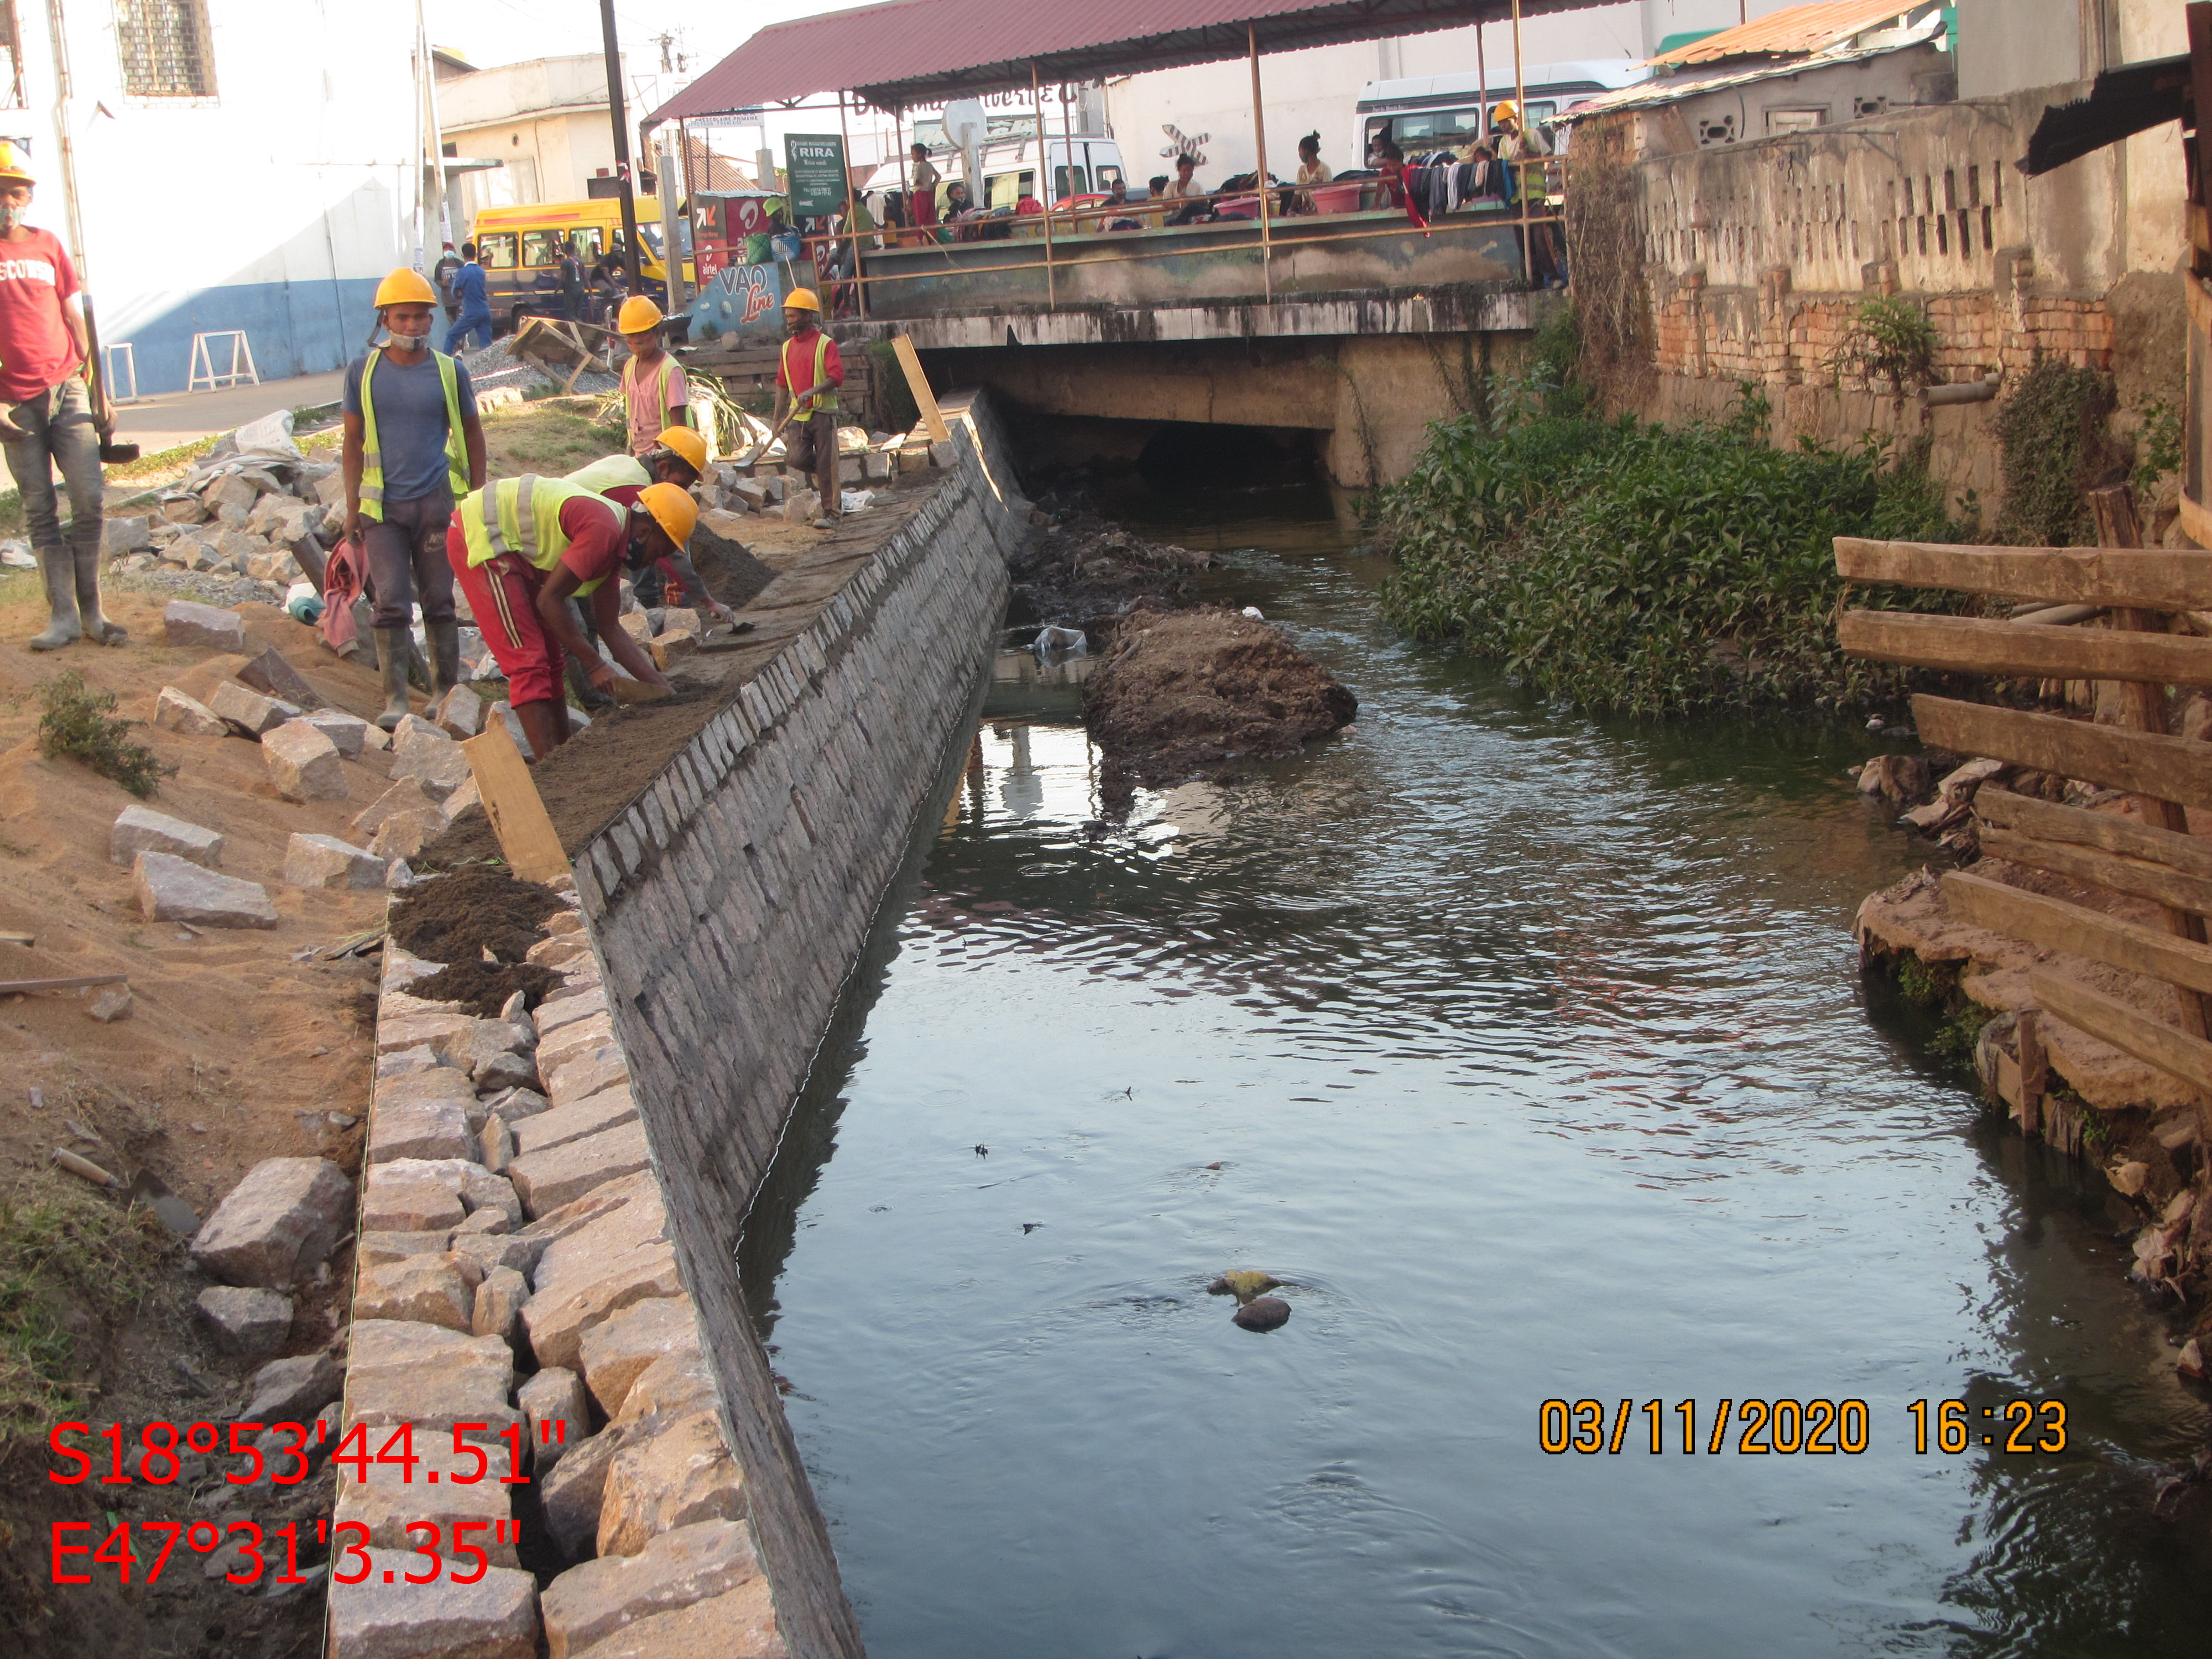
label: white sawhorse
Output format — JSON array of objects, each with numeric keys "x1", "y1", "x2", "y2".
[
  {"x1": 187, "y1": 331, "x2": 258, "y2": 393},
  {"x1": 102, "y1": 342, "x2": 139, "y2": 403}
]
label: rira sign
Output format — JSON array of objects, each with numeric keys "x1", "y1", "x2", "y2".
[{"x1": 784, "y1": 133, "x2": 848, "y2": 220}]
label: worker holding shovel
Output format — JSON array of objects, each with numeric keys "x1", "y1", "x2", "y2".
[
  {"x1": 775, "y1": 286, "x2": 844, "y2": 529},
  {"x1": 0, "y1": 143, "x2": 122, "y2": 650},
  {"x1": 342, "y1": 268, "x2": 488, "y2": 728},
  {"x1": 446, "y1": 475, "x2": 682, "y2": 759}
]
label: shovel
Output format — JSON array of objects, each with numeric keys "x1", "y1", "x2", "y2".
[{"x1": 81, "y1": 298, "x2": 139, "y2": 463}]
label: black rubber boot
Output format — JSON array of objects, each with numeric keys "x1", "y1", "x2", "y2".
[
  {"x1": 425, "y1": 618, "x2": 462, "y2": 698},
  {"x1": 372, "y1": 627, "x2": 412, "y2": 730},
  {"x1": 27, "y1": 546, "x2": 80, "y2": 650},
  {"x1": 74, "y1": 542, "x2": 126, "y2": 646}
]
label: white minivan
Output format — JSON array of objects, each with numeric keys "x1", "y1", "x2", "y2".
[
  {"x1": 1354, "y1": 59, "x2": 1648, "y2": 159},
  {"x1": 860, "y1": 128, "x2": 1131, "y2": 213}
]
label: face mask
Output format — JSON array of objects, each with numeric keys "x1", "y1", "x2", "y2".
[
  {"x1": 0, "y1": 205, "x2": 23, "y2": 232},
  {"x1": 389, "y1": 331, "x2": 428, "y2": 351}
]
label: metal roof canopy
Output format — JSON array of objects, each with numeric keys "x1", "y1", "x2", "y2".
[{"x1": 649, "y1": 0, "x2": 1601, "y2": 124}]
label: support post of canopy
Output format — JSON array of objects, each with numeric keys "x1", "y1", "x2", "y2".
[
  {"x1": 1512, "y1": 0, "x2": 1529, "y2": 285},
  {"x1": 838, "y1": 88, "x2": 867, "y2": 319},
  {"x1": 1249, "y1": 23, "x2": 1272, "y2": 302},
  {"x1": 1031, "y1": 60, "x2": 1056, "y2": 308},
  {"x1": 894, "y1": 106, "x2": 910, "y2": 246},
  {"x1": 1060, "y1": 77, "x2": 1077, "y2": 234},
  {"x1": 1475, "y1": 13, "x2": 1488, "y2": 139}
]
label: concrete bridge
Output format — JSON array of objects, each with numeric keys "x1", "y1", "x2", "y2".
[{"x1": 832, "y1": 211, "x2": 1553, "y2": 488}]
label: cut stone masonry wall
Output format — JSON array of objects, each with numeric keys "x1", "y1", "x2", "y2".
[{"x1": 338, "y1": 395, "x2": 1022, "y2": 1659}]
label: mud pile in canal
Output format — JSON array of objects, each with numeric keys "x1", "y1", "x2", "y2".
[
  {"x1": 1086, "y1": 606, "x2": 1357, "y2": 805},
  {"x1": 1010, "y1": 513, "x2": 1213, "y2": 632}
]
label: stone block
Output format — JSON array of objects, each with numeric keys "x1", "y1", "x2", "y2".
[
  {"x1": 101, "y1": 514, "x2": 152, "y2": 555},
  {"x1": 111, "y1": 804, "x2": 225, "y2": 869},
  {"x1": 377, "y1": 1013, "x2": 475, "y2": 1062},
  {"x1": 597, "y1": 1410, "x2": 743, "y2": 1558},
  {"x1": 375, "y1": 1065, "x2": 476, "y2": 1108},
  {"x1": 327, "y1": 1553, "x2": 538, "y2": 1659},
  {"x1": 542, "y1": 1046, "x2": 628, "y2": 1109},
  {"x1": 432, "y1": 683, "x2": 487, "y2": 739},
  {"x1": 367, "y1": 1095, "x2": 477, "y2": 1164},
  {"x1": 345, "y1": 1319, "x2": 518, "y2": 1436},
  {"x1": 210, "y1": 679, "x2": 300, "y2": 737},
  {"x1": 369, "y1": 808, "x2": 446, "y2": 863},
  {"x1": 507, "y1": 1120, "x2": 652, "y2": 1219},
  {"x1": 551, "y1": 1579, "x2": 781, "y2": 1659},
  {"x1": 611, "y1": 1350, "x2": 720, "y2": 1429},
  {"x1": 356, "y1": 1230, "x2": 455, "y2": 1268},
  {"x1": 194, "y1": 1285, "x2": 293, "y2": 1358},
  {"x1": 160, "y1": 493, "x2": 210, "y2": 525},
  {"x1": 264, "y1": 721, "x2": 347, "y2": 802},
  {"x1": 473, "y1": 1265, "x2": 528, "y2": 1346},
  {"x1": 526, "y1": 935, "x2": 595, "y2": 972},
  {"x1": 335, "y1": 1441, "x2": 520, "y2": 1569},
  {"x1": 163, "y1": 599, "x2": 245, "y2": 651},
  {"x1": 361, "y1": 1164, "x2": 467, "y2": 1233},
  {"x1": 928, "y1": 438, "x2": 955, "y2": 467},
  {"x1": 152, "y1": 686, "x2": 227, "y2": 736},
  {"x1": 86, "y1": 987, "x2": 133, "y2": 1022},
  {"x1": 473, "y1": 1050, "x2": 541, "y2": 1094},
  {"x1": 135, "y1": 850, "x2": 276, "y2": 928},
  {"x1": 578, "y1": 1297, "x2": 703, "y2": 1419},
  {"x1": 353, "y1": 778, "x2": 446, "y2": 839},
  {"x1": 190, "y1": 1156, "x2": 350, "y2": 1286},
  {"x1": 244, "y1": 1351, "x2": 345, "y2": 1422},
  {"x1": 539, "y1": 1520, "x2": 763, "y2": 1659},
  {"x1": 511, "y1": 1087, "x2": 638, "y2": 1162},
  {"x1": 245, "y1": 493, "x2": 316, "y2": 544},
  {"x1": 452, "y1": 1228, "x2": 541, "y2": 1285},
  {"x1": 535, "y1": 1011, "x2": 613, "y2": 1071},
  {"x1": 392, "y1": 726, "x2": 473, "y2": 800},
  {"x1": 480, "y1": 1086, "x2": 550, "y2": 1122},
  {"x1": 541, "y1": 1422, "x2": 628, "y2": 1564},
  {"x1": 284, "y1": 831, "x2": 384, "y2": 889},
  {"x1": 523, "y1": 1241, "x2": 682, "y2": 1374},
  {"x1": 300, "y1": 708, "x2": 370, "y2": 757},
  {"x1": 353, "y1": 1253, "x2": 474, "y2": 1331},
  {"x1": 481, "y1": 1112, "x2": 514, "y2": 1174},
  {"x1": 530, "y1": 1177, "x2": 666, "y2": 1295},
  {"x1": 236, "y1": 644, "x2": 324, "y2": 709},
  {"x1": 534, "y1": 988, "x2": 607, "y2": 1034}
]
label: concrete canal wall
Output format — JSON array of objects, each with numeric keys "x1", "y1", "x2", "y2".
[{"x1": 341, "y1": 398, "x2": 1024, "y2": 1658}]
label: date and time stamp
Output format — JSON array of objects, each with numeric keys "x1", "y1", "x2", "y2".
[{"x1": 39, "y1": 1399, "x2": 2072, "y2": 1586}]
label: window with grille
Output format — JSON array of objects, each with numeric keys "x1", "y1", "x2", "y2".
[{"x1": 116, "y1": 0, "x2": 216, "y2": 98}]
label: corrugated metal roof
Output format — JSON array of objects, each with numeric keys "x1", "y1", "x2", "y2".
[
  {"x1": 1563, "y1": 35, "x2": 1927, "y2": 121},
  {"x1": 651, "y1": 0, "x2": 1585, "y2": 123},
  {"x1": 1647, "y1": 0, "x2": 1929, "y2": 66}
]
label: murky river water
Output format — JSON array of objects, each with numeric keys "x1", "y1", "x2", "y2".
[{"x1": 739, "y1": 486, "x2": 2212, "y2": 1657}]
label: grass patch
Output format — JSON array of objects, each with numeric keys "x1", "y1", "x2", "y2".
[
  {"x1": 1370, "y1": 383, "x2": 1963, "y2": 716},
  {"x1": 0, "y1": 1176, "x2": 173, "y2": 1434},
  {"x1": 485, "y1": 405, "x2": 617, "y2": 472},
  {"x1": 36, "y1": 671, "x2": 174, "y2": 798}
]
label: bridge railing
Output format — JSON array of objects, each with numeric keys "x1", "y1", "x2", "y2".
[{"x1": 795, "y1": 159, "x2": 1564, "y2": 320}]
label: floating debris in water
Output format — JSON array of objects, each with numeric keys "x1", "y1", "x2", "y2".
[
  {"x1": 1207, "y1": 1270, "x2": 1281, "y2": 1303},
  {"x1": 974, "y1": 1144, "x2": 989, "y2": 1157},
  {"x1": 1022, "y1": 1222, "x2": 1044, "y2": 1234},
  {"x1": 1233, "y1": 1296, "x2": 1291, "y2": 1332}
]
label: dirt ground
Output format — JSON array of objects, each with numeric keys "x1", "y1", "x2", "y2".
[{"x1": 1084, "y1": 606, "x2": 1359, "y2": 807}]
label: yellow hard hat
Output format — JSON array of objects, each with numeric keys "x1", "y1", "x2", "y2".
[
  {"x1": 782, "y1": 287, "x2": 821, "y2": 312},
  {"x1": 0, "y1": 141, "x2": 33, "y2": 185},
  {"x1": 373, "y1": 268, "x2": 439, "y2": 309},
  {"x1": 653, "y1": 426, "x2": 708, "y2": 477},
  {"x1": 638, "y1": 482, "x2": 696, "y2": 550},
  {"x1": 617, "y1": 295, "x2": 664, "y2": 333},
  {"x1": 1491, "y1": 99, "x2": 1519, "y2": 124}
]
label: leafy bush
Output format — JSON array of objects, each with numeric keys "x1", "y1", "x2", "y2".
[
  {"x1": 1829, "y1": 295, "x2": 1939, "y2": 393},
  {"x1": 2132, "y1": 396, "x2": 2182, "y2": 495},
  {"x1": 1995, "y1": 357, "x2": 2114, "y2": 547},
  {"x1": 1372, "y1": 398, "x2": 1961, "y2": 716},
  {"x1": 37, "y1": 671, "x2": 173, "y2": 797}
]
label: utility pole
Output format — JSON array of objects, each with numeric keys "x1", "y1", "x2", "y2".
[{"x1": 598, "y1": 0, "x2": 643, "y2": 293}]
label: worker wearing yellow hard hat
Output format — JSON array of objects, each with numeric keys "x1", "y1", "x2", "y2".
[
  {"x1": 0, "y1": 140, "x2": 128, "y2": 651},
  {"x1": 342, "y1": 267, "x2": 489, "y2": 727},
  {"x1": 776, "y1": 286, "x2": 844, "y2": 528},
  {"x1": 444, "y1": 468, "x2": 684, "y2": 758},
  {"x1": 560, "y1": 424, "x2": 739, "y2": 637},
  {"x1": 615, "y1": 292, "x2": 695, "y2": 459}
]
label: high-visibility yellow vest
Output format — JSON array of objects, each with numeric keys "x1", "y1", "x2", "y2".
[
  {"x1": 458, "y1": 474, "x2": 623, "y2": 597},
  {"x1": 780, "y1": 331, "x2": 838, "y2": 414},
  {"x1": 564, "y1": 454, "x2": 650, "y2": 495},
  {"x1": 359, "y1": 347, "x2": 469, "y2": 519},
  {"x1": 622, "y1": 353, "x2": 691, "y2": 433}
]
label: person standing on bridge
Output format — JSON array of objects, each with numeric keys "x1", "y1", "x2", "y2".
[
  {"x1": 909, "y1": 142, "x2": 941, "y2": 238},
  {"x1": 775, "y1": 286, "x2": 843, "y2": 529},
  {"x1": 1293, "y1": 133, "x2": 1332, "y2": 213}
]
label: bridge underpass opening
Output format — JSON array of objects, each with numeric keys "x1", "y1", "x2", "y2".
[{"x1": 1009, "y1": 414, "x2": 1324, "y2": 497}]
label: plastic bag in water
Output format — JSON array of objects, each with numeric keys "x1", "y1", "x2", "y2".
[{"x1": 1034, "y1": 624, "x2": 1088, "y2": 663}]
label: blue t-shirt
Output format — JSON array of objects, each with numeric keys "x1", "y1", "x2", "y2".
[
  {"x1": 453, "y1": 262, "x2": 488, "y2": 312},
  {"x1": 342, "y1": 350, "x2": 476, "y2": 504}
]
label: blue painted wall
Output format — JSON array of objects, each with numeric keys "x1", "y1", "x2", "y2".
[{"x1": 112, "y1": 276, "x2": 385, "y2": 397}]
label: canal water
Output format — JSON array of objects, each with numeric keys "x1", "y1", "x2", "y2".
[{"x1": 739, "y1": 485, "x2": 2212, "y2": 1657}]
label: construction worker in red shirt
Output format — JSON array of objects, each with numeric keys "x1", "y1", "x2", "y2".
[
  {"x1": 774, "y1": 287, "x2": 843, "y2": 529},
  {"x1": 446, "y1": 474, "x2": 683, "y2": 759},
  {"x1": 564, "y1": 426, "x2": 738, "y2": 625},
  {"x1": 0, "y1": 142, "x2": 121, "y2": 650}
]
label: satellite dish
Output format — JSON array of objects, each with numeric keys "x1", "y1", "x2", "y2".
[{"x1": 942, "y1": 98, "x2": 987, "y2": 149}]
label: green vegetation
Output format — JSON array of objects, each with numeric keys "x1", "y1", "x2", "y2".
[
  {"x1": 1829, "y1": 295, "x2": 1939, "y2": 394},
  {"x1": 1371, "y1": 377, "x2": 1961, "y2": 717},
  {"x1": 37, "y1": 671, "x2": 173, "y2": 798},
  {"x1": 0, "y1": 1177, "x2": 172, "y2": 1433},
  {"x1": 2132, "y1": 395, "x2": 2183, "y2": 496},
  {"x1": 1995, "y1": 357, "x2": 2114, "y2": 547}
]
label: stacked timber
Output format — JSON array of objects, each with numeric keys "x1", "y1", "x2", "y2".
[{"x1": 1838, "y1": 487, "x2": 2212, "y2": 1299}]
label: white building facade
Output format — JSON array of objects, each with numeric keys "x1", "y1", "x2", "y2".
[{"x1": 4, "y1": 0, "x2": 424, "y2": 395}]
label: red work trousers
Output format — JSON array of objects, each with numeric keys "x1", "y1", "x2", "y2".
[{"x1": 447, "y1": 521, "x2": 565, "y2": 707}]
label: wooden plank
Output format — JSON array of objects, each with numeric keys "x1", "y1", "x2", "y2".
[
  {"x1": 460, "y1": 720, "x2": 572, "y2": 885},
  {"x1": 1977, "y1": 786, "x2": 2212, "y2": 881},
  {"x1": 1913, "y1": 696, "x2": 2212, "y2": 810},
  {"x1": 890, "y1": 333, "x2": 951, "y2": 443},
  {"x1": 0, "y1": 973, "x2": 125, "y2": 994},
  {"x1": 2180, "y1": 489, "x2": 2212, "y2": 551},
  {"x1": 1943, "y1": 870, "x2": 2212, "y2": 995},
  {"x1": 2032, "y1": 968, "x2": 2212, "y2": 1095},
  {"x1": 1978, "y1": 825, "x2": 2212, "y2": 917},
  {"x1": 0, "y1": 930, "x2": 34, "y2": 946},
  {"x1": 1839, "y1": 611, "x2": 2212, "y2": 684},
  {"x1": 2017, "y1": 1009, "x2": 2046, "y2": 1137},
  {"x1": 1837, "y1": 538, "x2": 2212, "y2": 608}
]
